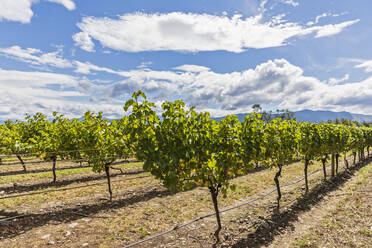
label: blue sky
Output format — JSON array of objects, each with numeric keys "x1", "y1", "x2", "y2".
[{"x1": 0, "y1": 0, "x2": 372, "y2": 120}]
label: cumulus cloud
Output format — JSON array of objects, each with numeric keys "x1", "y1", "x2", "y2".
[
  {"x1": 0, "y1": 68, "x2": 79, "y2": 88},
  {"x1": 0, "y1": 68, "x2": 124, "y2": 120},
  {"x1": 74, "y1": 59, "x2": 372, "y2": 115},
  {"x1": 0, "y1": 89, "x2": 123, "y2": 120},
  {"x1": 282, "y1": 76, "x2": 372, "y2": 114},
  {"x1": 0, "y1": 46, "x2": 73, "y2": 68},
  {"x1": 0, "y1": 68, "x2": 79, "y2": 119},
  {"x1": 0, "y1": 0, "x2": 75, "y2": 23},
  {"x1": 2, "y1": 58, "x2": 372, "y2": 120},
  {"x1": 73, "y1": 12, "x2": 359, "y2": 53},
  {"x1": 0, "y1": 0, "x2": 36, "y2": 23}
]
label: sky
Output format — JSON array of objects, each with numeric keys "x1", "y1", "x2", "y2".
[{"x1": 0, "y1": 0, "x2": 372, "y2": 120}]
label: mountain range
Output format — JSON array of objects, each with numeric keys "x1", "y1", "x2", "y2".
[{"x1": 213, "y1": 110, "x2": 372, "y2": 123}]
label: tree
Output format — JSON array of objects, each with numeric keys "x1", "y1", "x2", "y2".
[
  {"x1": 261, "y1": 109, "x2": 295, "y2": 123},
  {"x1": 252, "y1": 104, "x2": 262, "y2": 113}
]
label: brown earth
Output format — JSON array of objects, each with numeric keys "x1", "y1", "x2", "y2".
[{"x1": 0, "y1": 155, "x2": 371, "y2": 248}]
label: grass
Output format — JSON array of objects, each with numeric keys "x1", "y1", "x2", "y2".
[
  {"x1": 292, "y1": 235, "x2": 312, "y2": 247},
  {"x1": 0, "y1": 156, "x2": 36, "y2": 162},
  {"x1": 359, "y1": 228, "x2": 372, "y2": 237},
  {"x1": 0, "y1": 171, "x2": 153, "y2": 209},
  {"x1": 0, "y1": 162, "x2": 143, "y2": 184}
]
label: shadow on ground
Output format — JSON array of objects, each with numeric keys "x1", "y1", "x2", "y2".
[
  {"x1": 228, "y1": 156, "x2": 371, "y2": 248},
  {"x1": 0, "y1": 184, "x2": 175, "y2": 239},
  {"x1": 0, "y1": 169, "x2": 145, "y2": 194}
]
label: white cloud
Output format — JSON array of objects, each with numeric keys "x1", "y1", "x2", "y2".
[
  {"x1": 173, "y1": 64, "x2": 210, "y2": 72},
  {"x1": 0, "y1": 68, "x2": 77, "y2": 88},
  {"x1": 282, "y1": 0, "x2": 299, "y2": 7},
  {"x1": 77, "y1": 59, "x2": 372, "y2": 115},
  {"x1": 0, "y1": 46, "x2": 73, "y2": 68},
  {"x1": 0, "y1": 68, "x2": 80, "y2": 119},
  {"x1": 73, "y1": 12, "x2": 359, "y2": 53},
  {"x1": 282, "y1": 76, "x2": 372, "y2": 115},
  {"x1": 307, "y1": 13, "x2": 329, "y2": 26},
  {"x1": 0, "y1": 0, "x2": 75, "y2": 23},
  {"x1": 137, "y1": 61, "x2": 153, "y2": 69},
  {"x1": 328, "y1": 74, "x2": 349, "y2": 85},
  {"x1": 72, "y1": 32, "x2": 95, "y2": 52},
  {"x1": 355, "y1": 60, "x2": 372, "y2": 72},
  {"x1": 74, "y1": 61, "x2": 117, "y2": 74},
  {"x1": 0, "y1": 0, "x2": 36, "y2": 23},
  {"x1": 314, "y1": 20, "x2": 359, "y2": 38},
  {"x1": 260, "y1": 0, "x2": 269, "y2": 12},
  {"x1": 0, "y1": 45, "x2": 122, "y2": 75},
  {"x1": 307, "y1": 12, "x2": 348, "y2": 26},
  {"x1": 2, "y1": 59, "x2": 372, "y2": 119},
  {"x1": 0, "y1": 68, "x2": 123, "y2": 120},
  {"x1": 0, "y1": 89, "x2": 123, "y2": 120},
  {"x1": 2, "y1": 44, "x2": 371, "y2": 116},
  {"x1": 47, "y1": 0, "x2": 75, "y2": 10}
]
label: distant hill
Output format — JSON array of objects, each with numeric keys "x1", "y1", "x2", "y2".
[
  {"x1": 295, "y1": 110, "x2": 372, "y2": 123},
  {"x1": 1, "y1": 110, "x2": 371, "y2": 124},
  {"x1": 212, "y1": 110, "x2": 372, "y2": 123}
]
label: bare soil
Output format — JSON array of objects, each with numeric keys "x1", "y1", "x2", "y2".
[{"x1": 0, "y1": 155, "x2": 371, "y2": 248}]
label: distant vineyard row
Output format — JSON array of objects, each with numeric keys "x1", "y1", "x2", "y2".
[{"x1": 1, "y1": 90, "x2": 372, "y2": 240}]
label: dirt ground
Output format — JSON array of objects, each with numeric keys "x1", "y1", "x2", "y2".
[
  {"x1": 0, "y1": 155, "x2": 371, "y2": 248},
  {"x1": 272, "y1": 163, "x2": 372, "y2": 248}
]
